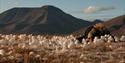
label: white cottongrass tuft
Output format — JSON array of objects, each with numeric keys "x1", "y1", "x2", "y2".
[
  {"x1": 74, "y1": 40, "x2": 79, "y2": 45},
  {"x1": 93, "y1": 37, "x2": 105, "y2": 46},
  {"x1": 114, "y1": 36, "x2": 120, "y2": 42},
  {"x1": 68, "y1": 42, "x2": 76, "y2": 49},
  {"x1": 29, "y1": 51, "x2": 35, "y2": 56},
  {"x1": 101, "y1": 36, "x2": 105, "y2": 40},
  {"x1": 35, "y1": 54, "x2": 41, "y2": 58},
  {"x1": 107, "y1": 36, "x2": 114, "y2": 43},
  {"x1": 7, "y1": 51, "x2": 13, "y2": 55},
  {"x1": 93, "y1": 37, "x2": 98, "y2": 44},
  {"x1": 82, "y1": 38, "x2": 87, "y2": 44},
  {"x1": 82, "y1": 38, "x2": 87, "y2": 47},
  {"x1": 104, "y1": 34, "x2": 110, "y2": 37},
  {"x1": 8, "y1": 56, "x2": 15, "y2": 60},
  {"x1": 0, "y1": 49, "x2": 5, "y2": 56},
  {"x1": 120, "y1": 36, "x2": 125, "y2": 42}
]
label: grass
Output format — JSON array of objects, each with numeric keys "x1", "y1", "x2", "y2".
[{"x1": 0, "y1": 34, "x2": 125, "y2": 63}]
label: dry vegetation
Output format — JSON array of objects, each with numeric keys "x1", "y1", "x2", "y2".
[{"x1": 0, "y1": 34, "x2": 125, "y2": 63}]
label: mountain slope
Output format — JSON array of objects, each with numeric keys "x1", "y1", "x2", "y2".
[
  {"x1": 104, "y1": 15, "x2": 125, "y2": 36},
  {"x1": 0, "y1": 5, "x2": 91, "y2": 34}
]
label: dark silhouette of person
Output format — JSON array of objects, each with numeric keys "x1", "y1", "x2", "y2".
[{"x1": 76, "y1": 23, "x2": 112, "y2": 43}]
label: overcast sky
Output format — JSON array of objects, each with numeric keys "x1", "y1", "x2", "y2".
[{"x1": 0, "y1": 0, "x2": 125, "y2": 21}]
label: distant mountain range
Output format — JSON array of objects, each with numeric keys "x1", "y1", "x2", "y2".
[{"x1": 0, "y1": 5, "x2": 124, "y2": 36}]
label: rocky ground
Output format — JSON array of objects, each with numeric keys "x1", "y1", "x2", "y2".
[{"x1": 0, "y1": 34, "x2": 125, "y2": 63}]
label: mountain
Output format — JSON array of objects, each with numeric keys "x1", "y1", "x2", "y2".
[
  {"x1": 0, "y1": 5, "x2": 91, "y2": 35},
  {"x1": 104, "y1": 15, "x2": 125, "y2": 36},
  {"x1": 92, "y1": 19, "x2": 103, "y2": 25}
]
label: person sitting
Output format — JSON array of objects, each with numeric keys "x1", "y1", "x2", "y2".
[{"x1": 76, "y1": 23, "x2": 112, "y2": 43}]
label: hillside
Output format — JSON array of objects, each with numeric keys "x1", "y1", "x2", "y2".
[
  {"x1": 0, "y1": 5, "x2": 91, "y2": 35},
  {"x1": 104, "y1": 15, "x2": 125, "y2": 36}
]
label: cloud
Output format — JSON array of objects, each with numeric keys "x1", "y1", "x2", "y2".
[{"x1": 83, "y1": 6, "x2": 115, "y2": 14}]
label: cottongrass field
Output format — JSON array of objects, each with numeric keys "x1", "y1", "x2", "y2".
[{"x1": 0, "y1": 34, "x2": 125, "y2": 63}]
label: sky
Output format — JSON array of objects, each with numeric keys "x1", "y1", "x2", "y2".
[{"x1": 0, "y1": 0, "x2": 125, "y2": 21}]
